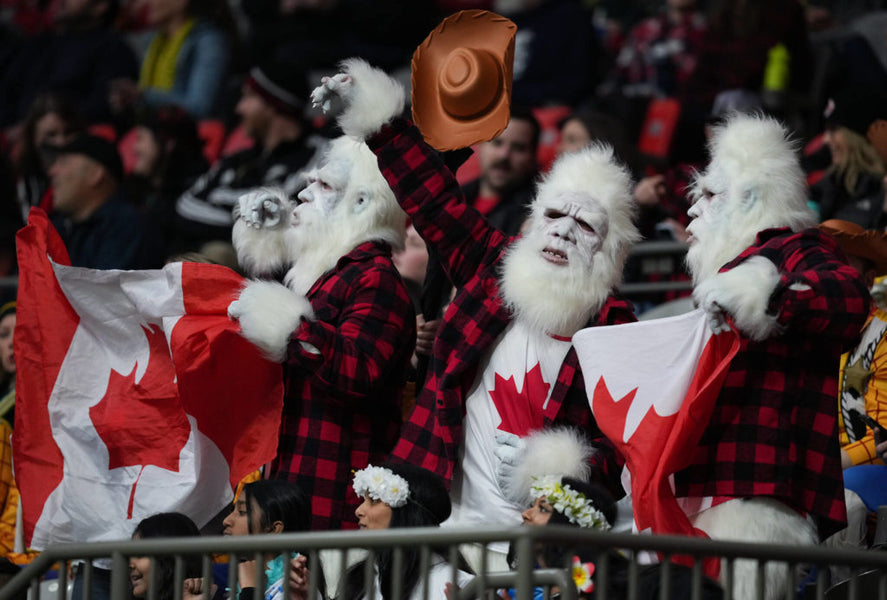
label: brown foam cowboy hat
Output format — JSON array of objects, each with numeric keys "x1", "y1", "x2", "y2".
[
  {"x1": 411, "y1": 10, "x2": 517, "y2": 151},
  {"x1": 819, "y1": 219, "x2": 887, "y2": 276}
]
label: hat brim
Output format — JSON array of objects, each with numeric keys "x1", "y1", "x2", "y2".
[
  {"x1": 820, "y1": 219, "x2": 887, "y2": 275},
  {"x1": 411, "y1": 10, "x2": 516, "y2": 151}
]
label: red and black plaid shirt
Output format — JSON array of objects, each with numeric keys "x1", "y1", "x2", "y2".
[
  {"x1": 269, "y1": 241, "x2": 416, "y2": 530},
  {"x1": 368, "y1": 120, "x2": 635, "y2": 500},
  {"x1": 673, "y1": 228, "x2": 870, "y2": 540}
]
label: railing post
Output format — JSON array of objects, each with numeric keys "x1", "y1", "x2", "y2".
[
  {"x1": 110, "y1": 551, "x2": 130, "y2": 600},
  {"x1": 515, "y1": 533, "x2": 533, "y2": 600}
]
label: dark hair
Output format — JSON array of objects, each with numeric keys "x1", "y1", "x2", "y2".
[
  {"x1": 131, "y1": 513, "x2": 202, "y2": 600},
  {"x1": 559, "y1": 110, "x2": 642, "y2": 176},
  {"x1": 510, "y1": 106, "x2": 541, "y2": 153},
  {"x1": 342, "y1": 464, "x2": 470, "y2": 600},
  {"x1": 18, "y1": 92, "x2": 86, "y2": 177},
  {"x1": 133, "y1": 106, "x2": 208, "y2": 192},
  {"x1": 242, "y1": 479, "x2": 327, "y2": 597},
  {"x1": 243, "y1": 479, "x2": 311, "y2": 534},
  {"x1": 508, "y1": 477, "x2": 617, "y2": 571}
]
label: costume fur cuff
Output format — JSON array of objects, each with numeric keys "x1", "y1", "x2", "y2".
[
  {"x1": 228, "y1": 280, "x2": 314, "y2": 362},
  {"x1": 338, "y1": 58, "x2": 405, "y2": 140},
  {"x1": 506, "y1": 427, "x2": 594, "y2": 507},
  {"x1": 694, "y1": 255, "x2": 782, "y2": 341}
]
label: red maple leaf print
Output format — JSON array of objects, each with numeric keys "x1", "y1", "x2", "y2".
[
  {"x1": 489, "y1": 363, "x2": 549, "y2": 436},
  {"x1": 89, "y1": 324, "x2": 189, "y2": 518}
]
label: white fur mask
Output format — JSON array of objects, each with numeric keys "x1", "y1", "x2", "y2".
[
  {"x1": 500, "y1": 192, "x2": 615, "y2": 336},
  {"x1": 685, "y1": 114, "x2": 816, "y2": 285},
  {"x1": 283, "y1": 137, "x2": 405, "y2": 294}
]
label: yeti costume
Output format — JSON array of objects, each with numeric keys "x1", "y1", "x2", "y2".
[
  {"x1": 309, "y1": 59, "x2": 640, "y2": 544},
  {"x1": 228, "y1": 128, "x2": 415, "y2": 530},
  {"x1": 681, "y1": 114, "x2": 871, "y2": 599}
]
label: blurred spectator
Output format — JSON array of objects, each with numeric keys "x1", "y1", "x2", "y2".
[
  {"x1": 496, "y1": 0, "x2": 605, "y2": 107},
  {"x1": 240, "y1": 0, "x2": 438, "y2": 72},
  {"x1": 682, "y1": 0, "x2": 812, "y2": 121},
  {"x1": 811, "y1": 89, "x2": 887, "y2": 229},
  {"x1": 48, "y1": 133, "x2": 158, "y2": 269},
  {"x1": 0, "y1": 301, "x2": 17, "y2": 556},
  {"x1": 609, "y1": 0, "x2": 706, "y2": 99},
  {"x1": 109, "y1": 0, "x2": 235, "y2": 120},
  {"x1": 0, "y1": 0, "x2": 138, "y2": 128},
  {"x1": 461, "y1": 108, "x2": 539, "y2": 235},
  {"x1": 12, "y1": 91, "x2": 85, "y2": 220},
  {"x1": 124, "y1": 105, "x2": 207, "y2": 259},
  {"x1": 172, "y1": 61, "x2": 325, "y2": 254}
]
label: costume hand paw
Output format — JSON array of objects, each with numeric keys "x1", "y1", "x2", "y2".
[
  {"x1": 235, "y1": 188, "x2": 290, "y2": 230},
  {"x1": 494, "y1": 432, "x2": 526, "y2": 495},
  {"x1": 692, "y1": 256, "x2": 781, "y2": 340},
  {"x1": 311, "y1": 73, "x2": 353, "y2": 113}
]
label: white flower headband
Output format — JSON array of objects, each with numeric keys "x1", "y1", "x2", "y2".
[
  {"x1": 530, "y1": 475, "x2": 611, "y2": 531},
  {"x1": 352, "y1": 465, "x2": 410, "y2": 508}
]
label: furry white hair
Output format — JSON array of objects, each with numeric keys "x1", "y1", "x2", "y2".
[
  {"x1": 691, "y1": 497, "x2": 816, "y2": 600},
  {"x1": 227, "y1": 279, "x2": 315, "y2": 362},
  {"x1": 335, "y1": 58, "x2": 405, "y2": 140},
  {"x1": 533, "y1": 144, "x2": 640, "y2": 282},
  {"x1": 687, "y1": 114, "x2": 816, "y2": 267},
  {"x1": 503, "y1": 427, "x2": 595, "y2": 506},
  {"x1": 500, "y1": 144, "x2": 640, "y2": 335},
  {"x1": 283, "y1": 136, "x2": 407, "y2": 294}
]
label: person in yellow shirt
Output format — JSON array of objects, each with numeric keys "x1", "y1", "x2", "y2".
[{"x1": 819, "y1": 220, "x2": 887, "y2": 560}]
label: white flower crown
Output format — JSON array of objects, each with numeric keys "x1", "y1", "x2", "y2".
[
  {"x1": 530, "y1": 475, "x2": 611, "y2": 531},
  {"x1": 352, "y1": 465, "x2": 410, "y2": 508}
]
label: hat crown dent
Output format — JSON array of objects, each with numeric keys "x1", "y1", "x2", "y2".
[{"x1": 438, "y1": 47, "x2": 502, "y2": 120}]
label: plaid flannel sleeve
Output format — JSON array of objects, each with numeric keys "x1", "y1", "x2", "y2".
[
  {"x1": 290, "y1": 262, "x2": 415, "y2": 404},
  {"x1": 762, "y1": 229, "x2": 870, "y2": 347},
  {"x1": 368, "y1": 119, "x2": 509, "y2": 287}
]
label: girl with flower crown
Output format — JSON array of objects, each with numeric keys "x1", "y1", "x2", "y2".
[
  {"x1": 338, "y1": 463, "x2": 473, "y2": 600},
  {"x1": 222, "y1": 479, "x2": 327, "y2": 600}
]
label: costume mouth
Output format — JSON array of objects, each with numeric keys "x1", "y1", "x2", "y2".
[{"x1": 542, "y1": 247, "x2": 568, "y2": 265}]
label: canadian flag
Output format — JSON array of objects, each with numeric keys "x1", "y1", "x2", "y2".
[
  {"x1": 573, "y1": 309, "x2": 740, "y2": 579},
  {"x1": 13, "y1": 209, "x2": 284, "y2": 549}
]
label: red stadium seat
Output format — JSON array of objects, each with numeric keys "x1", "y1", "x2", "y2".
[{"x1": 197, "y1": 120, "x2": 226, "y2": 165}]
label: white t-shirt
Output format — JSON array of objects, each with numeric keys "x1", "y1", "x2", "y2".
[{"x1": 448, "y1": 321, "x2": 572, "y2": 532}]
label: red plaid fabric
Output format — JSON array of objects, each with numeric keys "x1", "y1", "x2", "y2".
[
  {"x1": 673, "y1": 228, "x2": 870, "y2": 540},
  {"x1": 368, "y1": 120, "x2": 635, "y2": 499},
  {"x1": 269, "y1": 241, "x2": 416, "y2": 530}
]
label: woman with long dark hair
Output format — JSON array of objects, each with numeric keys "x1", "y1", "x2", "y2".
[
  {"x1": 339, "y1": 463, "x2": 473, "y2": 600},
  {"x1": 129, "y1": 512, "x2": 217, "y2": 600},
  {"x1": 222, "y1": 479, "x2": 327, "y2": 600}
]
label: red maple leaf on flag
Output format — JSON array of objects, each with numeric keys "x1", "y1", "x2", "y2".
[
  {"x1": 489, "y1": 363, "x2": 549, "y2": 436},
  {"x1": 89, "y1": 324, "x2": 190, "y2": 518}
]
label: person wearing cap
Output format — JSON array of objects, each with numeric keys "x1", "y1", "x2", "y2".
[
  {"x1": 48, "y1": 134, "x2": 158, "y2": 270},
  {"x1": 811, "y1": 88, "x2": 887, "y2": 230},
  {"x1": 818, "y1": 219, "x2": 887, "y2": 562},
  {"x1": 309, "y1": 10, "x2": 636, "y2": 569},
  {"x1": 173, "y1": 61, "x2": 325, "y2": 253}
]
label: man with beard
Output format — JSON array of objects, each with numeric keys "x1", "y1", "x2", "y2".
[
  {"x1": 679, "y1": 114, "x2": 870, "y2": 600},
  {"x1": 461, "y1": 108, "x2": 540, "y2": 235},
  {"x1": 226, "y1": 135, "x2": 416, "y2": 530},
  {"x1": 310, "y1": 58, "x2": 639, "y2": 565}
]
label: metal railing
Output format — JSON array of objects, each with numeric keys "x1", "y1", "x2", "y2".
[{"x1": 3, "y1": 526, "x2": 887, "y2": 600}]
